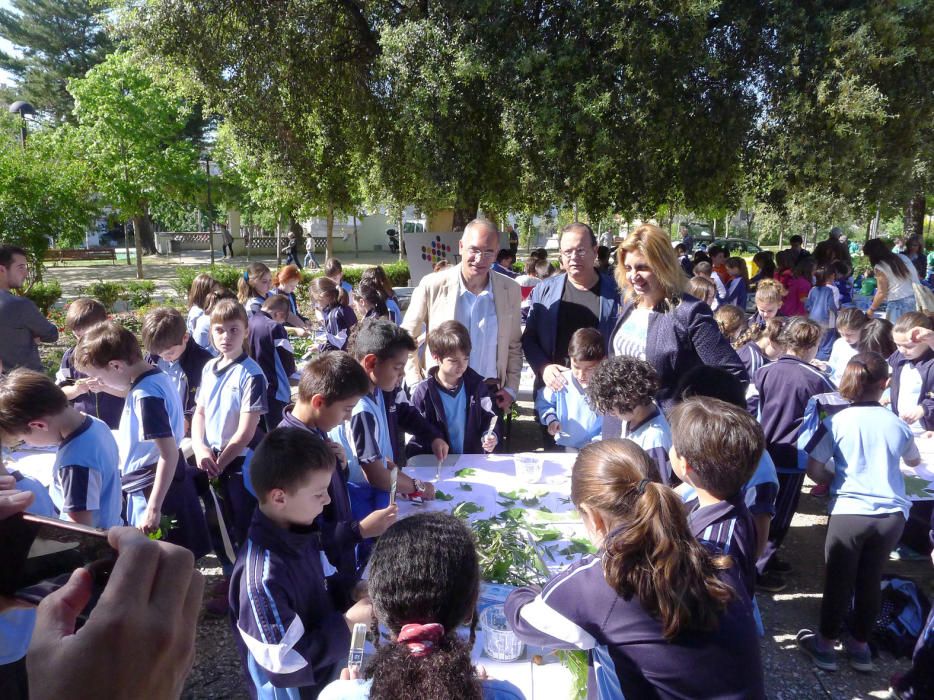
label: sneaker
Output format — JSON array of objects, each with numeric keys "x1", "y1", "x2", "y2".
[
  {"x1": 210, "y1": 577, "x2": 229, "y2": 598},
  {"x1": 797, "y1": 630, "x2": 838, "y2": 672},
  {"x1": 768, "y1": 555, "x2": 793, "y2": 574},
  {"x1": 890, "y1": 545, "x2": 927, "y2": 562},
  {"x1": 809, "y1": 482, "x2": 830, "y2": 498},
  {"x1": 845, "y1": 644, "x2": 874, "y2": 673},
  {"x1": 757, "y1": 570, "x2": 787, "y2": 593}
]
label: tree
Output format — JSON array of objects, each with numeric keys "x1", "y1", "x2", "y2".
[
  {"x1": 68, "y1": 51, "x2": 201, "y2": 275},
  {"x1": 0, "y1": 0, "x2": 113, "y2": 121}
]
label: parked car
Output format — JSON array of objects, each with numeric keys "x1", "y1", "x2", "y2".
[{"x1": 713, "y1": 238, "x2": 764, "y2": 277}]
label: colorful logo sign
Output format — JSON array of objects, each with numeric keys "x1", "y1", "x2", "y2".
[{"x1": 421, "y1": 235, "x2": 453, "y2": 263}]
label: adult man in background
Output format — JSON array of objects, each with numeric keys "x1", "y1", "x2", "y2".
[{"x1": 0, "y1": 245, "x2": 58, "y2": 372}]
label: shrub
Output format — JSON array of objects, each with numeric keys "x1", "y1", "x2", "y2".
[
  {"x1": 381, "y1": 261, "x2": 410, "y2": 286},
  {"x1": 80, "y1": 280, "x2": 122, "y2": 311},
  {"x1": 173, "y1": 264, "x2": 244, "y2": 300},
  {"x1": 22, "y1": 280, "x2": 62, "y2": 315},
  {"x1": 122, "y1": 280, "x2": 156, "y2": 309}
]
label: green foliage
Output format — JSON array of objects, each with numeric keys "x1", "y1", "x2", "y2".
[
  {"x1": 172, "y1": 264, "x2": 245, "y2": 300},
  {"x1": 122, "y1": 280, "x2": 155, "y2": 309},
  {"x1": 79, "y1": 279, "x2": 122, "y2": 311},
  {"x1": 380, "y1": 261, "x2": 410, "y2": 287},
  {"x1": 21, "y1": 279, "x2": 62, "y2": 315}
]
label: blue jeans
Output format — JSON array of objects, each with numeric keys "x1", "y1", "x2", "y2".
[
  {"x1": 886, "y1": 295, "x2": 916, "y2": 323},
  {"x1": 303, "y1": 250, "x2": 319, "y2": 269}
]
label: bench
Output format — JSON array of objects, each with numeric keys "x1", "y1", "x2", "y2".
[{"x1": 44, "y1": 248, "x2": 116, "y2": 265}]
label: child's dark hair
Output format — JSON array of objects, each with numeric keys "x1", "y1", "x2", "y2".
[
  {"x1": 752, "y1": 251, "x2": 775, "y2": 279},
  {"x1": 188, "y1": 273, "x2": 219, "y2": 309},
  {"x1": 571, "y1": 440, "x2": 733, "y2": 639},
  {"x1": 141, "y1": 307, "x2": 187, "y2": 355},
  {"x1": 361, "y1": 266, "x2": 395, "y2": 299},
  {"x1": 893, "y1": 311, "x2": 934, "y2": 335},
  {"x1": 357, "y1": 278, "x2": 389, "y2": 318},
  {"x1": 365, "y1": 512, "x2": 482, "y2": 700},
  {"x1": 857, "y1": 318, "x2": 896, "y2": 357},
  {"x1": 250, "y1": 427, "x2": 335, "y2": 499},
  {"x1": 237, "y1": 262, "x2": 270, "y2": 304},
  {"x1": 673, "y1": 365, "x2": 747, "y2": 410},
  {"x1": 0, "y1": 369, "x2": 69, "y2": 439},
  {"x1": 838, "y1": 352, "x2": 889, "y2": 402},
  {"x1": 261, "y1": 294, "x2": 291, "y2": 315},
  {"x1": 74, "y1": 321, "x2": 143, "y2": 370},
  {"x1": 310, "y1": 276, "x2": 339, "y2": 308},
  {"x1": 427, "y1": 320, "x2": 471, "y2": 362},
  {"x1": 707, "y1": 245, "x2": 726, "y2": 260},
  {"x1": 714, "y1": 305, "x2": 747, "y2": 346},
  {"x1": 835, "y1": 307, "x2": 868, "y2": 334},
  {"x1": 813, "y1": 266, "x2": 832, "y2": 286},
  {"x1": 586, "y1": 356, "x2": 658, "y2": 415},
  {"x1": 297, "y1": 351, "x2": 370, "y2": 404},
  {"x1": 778, "y1": 317, "x2": 821, "y2": 354},
  {"x1": 669, "y1": 398, "x2": 764, "y2": 500},
  {"x1": 567, "y1": 327, "x2": 605, "y2": 363},
  {"x1": 204, "y1": 287, "x2": 237, "y2": 314},
  {"x1": 64, "y1": 298, "x2": 108, "y2": 334},
  {"x1": 351, "y1": 318, "x2": 415, "y2": 361}
]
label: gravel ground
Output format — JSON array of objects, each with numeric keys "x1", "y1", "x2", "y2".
[{"x1": 182, "y1": 399, "x2": 932, "y2": 700}]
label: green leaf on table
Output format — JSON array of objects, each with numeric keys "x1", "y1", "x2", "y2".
[
  {"x1": 454, "y1": 467, "x2": 476, "y2": 478},
  {"x1": 453, "y1": 501, "x2": 484, "y2": 518},
  {"x1": 499, "y1": 507, "x2": 527, "y2": 522},
  {"x1": 559, "y1": 537, "x2": 597, "y2": 557},
  {"x1": 526, "y1": 509, "x2": 581, "y2": 524},
  {"x1": 434, "y1": 490, "x2": 454, "y2": 501},
  {"x1": 496, "y1": 499, "x2": 516, "y2": 507},
  {"x1": 903, "y1": 474, "x2": 934, "y2": 499},
  {"x1": 458, "y1": 483, "x2": 473, "y2": 491},
  {"x1": 520, "y1": 496, "x2": 541, "y2": 506},
  {"x1": 498, "y1": 489, "x2": 523, "y2": 500}
]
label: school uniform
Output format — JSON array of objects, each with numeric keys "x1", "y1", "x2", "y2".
[
  {"x1": 806, "y1": 285, "x2": 839, "y2": 361},
  {"x1": 319, "y1": 303, "x2": 357, "y2": 353},
  {"x1": 230, "y1": 508, "x2": 349, "y2": 700},
  {"x1": 0, "y1": 472, "x2": 56, "y2": 698},
  {"x1": 192, "y1": 313, "x2": 218, "y2": 357},
  {"x1": 807, "y1": 402, "x2": 919, "y2": 642},
  {"x1": 148, "y1": 336, "x2": 214, "y2": 424},
  {"x1": 249, "y1": 311, "x2": 297, "y2": 430},
  {"x1": 245, "y1": 292, "x2": 270, "y2": 319},
  {"x1": 505, "y1": 554, "x2": 765, "y2": 700},
  {"x1": 678, "y1": 452, "x2": 780, "y2": 523},
  {"x1": 55, "y1": 346, "x2": 124, "y2": 429},
  {"x1": 407, "y1": 366, "x2": 501, "y2": 456},
  {"x1": 689, "y1": 493, "x2": 758, "y2": 600},
  {"x1": 187, "y1": 304, "x2": 204, "y2": 335},
  {"x1": 196, "y1": 354, "x2": 268, "y2": 548},
  {"x1": 724, "y1": 277, "x2": 748, "y2": 310},
  {"x1": 386, "y1": 296, "x2": 402, "y2": 325},
  {"x1": 737, "y1": 342, "x2": 771, "y2": 415},
  {"x1": 52, "y1": 415, "x2": 122, "y2": 529},
  {"x1": 534, "y1": 370, "x2": 601, "y2": 450},
  {"x1": 118, "y1": 368, "x2": 210, "y2": 557},
  {"x1": 889, "y1": 348, "x2": 934, "y2": 434},
  {"x1": 616, "y1": 406, "x2": 673, "y2": 485},
  {"x1": 827, "y1": 337, "x2": 858, "y2": 386},
  {"x1": 273, "y1": 288, "x2": 308, "y2": 323},
  {"x1": 755, "y1": 355, "x2": 836, "y2": 572}
]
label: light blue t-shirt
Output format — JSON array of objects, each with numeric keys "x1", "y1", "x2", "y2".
[
  {"x1": 118, "y1": 369, "x2": 185, "y2": 478},
  {"x1": 808, "y1": 404, "x2": 919, "y2": 518},
  {"x1": 438, "y1": 384, "x2": 467, "y2": 454},
  {"x1": 319, "y1": 676, "x2": 524, "y2": 700},
  {"x1": 53, "y1": 415, "x2": 123, "y2": 529},
  {"x1": 192, "y1": 313, "x2": 218, "y2": 357},
  {"x1": 195, "y1": 354, "x2": 268, "y2": 453},
  {"x1": 536, "y1": 371, "x2": 602, "y2": 449}
]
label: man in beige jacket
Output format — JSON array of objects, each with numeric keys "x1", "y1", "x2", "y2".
[{"x1": 402, "y1": 219, "x2": 522, "y2": 409}]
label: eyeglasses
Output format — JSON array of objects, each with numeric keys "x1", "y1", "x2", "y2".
[
  {"x1": 466, "y1": 247, "x2": 496, "y2": 260},
  {"x1": 560, "y1": 247, "x2": 593, "y2": 260}
]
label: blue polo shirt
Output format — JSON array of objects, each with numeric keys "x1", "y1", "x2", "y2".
[
  {"x1": 623, "y1": 406, "x2": 673, "y2": 484},
  {"x1": 117, "y1": 368, "x2": 184, "y2": 479},
  {"x1": 53, "y1": 415, "x2": 122, "y2": 529},
  {"x1": 195, "y1": 354, "x2": 268, "y2": 452},
  {"x1": 437, "y1": 382, "x2": 467, "y2": 454},
  {"x1": 536, "y1": 371, "x2": 602, "y2": 449}
]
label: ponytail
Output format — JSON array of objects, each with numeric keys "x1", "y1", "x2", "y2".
[
  {"x1": 572, "y1": 440, "x2": 733, "y2": 640},
  {"x1": 838, "y1": 351, "x2": 888, "y2": 402},
  {"x1": 237, "y1": 262, "x2": 270, "y2": 304}
]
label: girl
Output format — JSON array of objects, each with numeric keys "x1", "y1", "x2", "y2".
[
  {"x1": 723, "y1": 257, "x2": 749, "y2": 310},
  {"x1": 362, "y1": 266, "x2": 402, "y2": 325},
  {"x1": 754, "y1": 317, "x2": 835, "y2": 592},
  {"x1": 687, "y1": 275, "x2": 717, "y2": 309},
  {"x1": 187, "y1": 273, "x2": 218, "y2": 335},
  {"x1": 311, "y1": 276, "x2": 357, "y2": 352},
  {"x1": 192, "y1": 299, "x2": 268, "y2": 552},
  {"x1": 505, "y1": 440, "x2": 765, "y2": 699},
  {"x1": 714, "y1": 304, "x2": 748, "y2": 346},
  {"x1": 272, "y1": 263, "x2": 310, "y2": 330},
  {"x1": 799, "y1": 352, "x2": 920, "y2": 673},
  {"x1": 355, "y1": 278, "x2": 390, "y2": 320},
  {"x1": 778, "y1": 256, "x2": 814, "y2": 317},
  {"x1": 805, "y1": 266, "x2": 840, "y2": 361},
  {"x1": 734, "y1": 317, "x2": 785, "y2": 414},
  {"x1": 889, "y1": 312, "x2": 934, "y2": 435},
  {"x1": 827, "y1": 307, "x2": 868, "y2": 385},
  {"x1": 237, "y1": 262, "x2": 272, "y2": 318},
  {"x1": 749, "y1": 251, "x2": 776, "y2": 286},
  {"x1": 904, "y1": 235, "x2": 927, "y2": 281},
  {"x1": 857, "y1": 317, "x2": 896, "y2": 358},
  {"x1": 749, "y1": 278, "x2": 785, "y2": 329},
  {"x1": 325, "y1": 257, "x2": 354, "y2": 300},
  {"x1": 864, "y1": 238, "x2": 919, "y2": 322},
  {"x1": 192, "y1": 288, "x2": 237, "y2": 356},
  {"x1": 319, "y1": 513, "x2": 523, "y2": 700}
]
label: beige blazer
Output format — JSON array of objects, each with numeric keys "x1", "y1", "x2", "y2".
[{"x1": 401, "y1": 265, "x2": 523, "y2": 395}]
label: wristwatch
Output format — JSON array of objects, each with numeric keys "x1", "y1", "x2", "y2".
[{"x1": 412, "y1": 478, "x2": 426, "y2": 493}]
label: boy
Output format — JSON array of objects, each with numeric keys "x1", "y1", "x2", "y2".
[
  {"x1": 347, "y1": 319, "x2": 448, "y2": 522},
  {"x1": 587, "y1": 356, "x2": 673, "y2": 483},
  {"x1": 141, "y1": 307, "x2": 214, "y2": 435},
  {"x1": 693, "y1": 261, "x2": 725, "y2": 308},
  {"x1": 74, "y1": 321, "x2": 209, "y2": 556},
  {"x1": 890, "y1": 312, "x2": 934, "y2": 435},
  {"x1": 0, "y1": 368, "x2": 122, "y2": 528},
  {"x1": 324, "y1": 257, "x2": 353, "y2": 297},
  {"x1": 407, "y1": 320, "x2": 499, "y2": 456},
  {"x1": 230, "y1": 427, "x2": 372, "y2": 699},
  {"x1": 249, "y1": 294, "x2": 298, "y2": 430},
  {"x1": 55, "y1": 298, "x2": 124, "y2": 429},
  {"x1": 669, "y1": 397, "x2": 764, "y2": 600},
  {"x1": 280, "y1": 352, "x2": 398, "y2": 602},
  {"x1": 535, "y1": 327, "x2": 603, "y2": 450}
]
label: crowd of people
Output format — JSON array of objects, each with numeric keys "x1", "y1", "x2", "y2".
[{"x1": 0, "y1": 217, "x2": 932, "y2": 699}]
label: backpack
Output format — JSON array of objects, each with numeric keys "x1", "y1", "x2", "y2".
[
  {"x1": 796, "y1": 391, "x2": 850, "y2": 472},
  {"x1": 869, "y1": 575, "x2": 932, "y2": 659}
]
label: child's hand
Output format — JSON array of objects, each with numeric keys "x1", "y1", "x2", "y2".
[
  {"x1": 431, "y1": 438, "x2": 449, "y2": 462},
  {"x1": 359, "y1": 504, "x2": 398, "y2": 538},
  {"x1": 901, "y1": 406, "x2": 925, "y2": 424},
  {"x1": 547, "y1": 421, "x2": 561, "y2": 436},
  {"x1": 139, "y1": 505, "x2": 161, "y2": 535},
  {"x1": 325, "y1": 439, "x2": 347, "y2": 466},
  {"x1": 194, "y1": 447, "x2": 220, "y2": 477},
  {"x1": 542, "y1": 364, "x2": 568, "y2": 391},
  {"x1": 481, "y1": 432, "x2": 498, "y2": 453},
  {"x1": 83, "y1": 377, "x2": 104, "y2": 393},
  {"x1": 910, "y1": 326, "x2": 934, "y2": 347},
  {"x1": 72, "y1": 378, "x2": 91, "y2": 395},
  {"x1": 343, "y1": 597, "x2": 373, "y2": 630}
]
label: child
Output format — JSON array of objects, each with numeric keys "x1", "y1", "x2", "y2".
[
  {"x1": 74, "y1": 321, "x2": 209, "y2": 556},
  {"x1": 0, "y1": 368, "x2": 122, "y2": 528},
  {"x1": 827, "y1": 307, "x2": 868, "y2": 385},
  {"x1": 515, "y1": 257, "x2": 544, "y2": 323},
  {"x1": 708, "y1": 244, "x2": 732, "y2": 291},
  {"x1": 141, "y1": 307, "x2": 214, "y2": 434},
  {"x1": 889, "y1": 312, "x2": 934, "y2": 435},
  {"x1": 325, "y1": 257, "x2": 353, "y2": 299},
  {"x1": 230, "y1": 427, "x2": 373, "y2": 698},
  {"x1": 55, "y1": 298, "x2": 124, "y2": 429},
  {"x1": 319, "y1": 513, "x2": 524, "y2": 700},
  {"x1": 687, "y1": 274, "x2": 717, "y2": 309},
  {"x1": 192, "y1": 287, "x2": 238, "y2": 356},
  {"x1": 714, "y1": 304, "x2": 748, "y2": 346},
  {"x1": 535, "y1": 327, "x2": 604, "y2": 451},
  {"x1": 345, "y1": 319, "x2": 447, "y2": 525},
  {"x1": 505, "y1": 440, "x2": 765, "y2": 699},
  {"x1": 355, "y1": 277, "x2": 389, "y2": 321},
  {"x1": 799, "y1": 352, "x2": 920, "y2": 673},
  {"x1": 832, "y1": 260, "x2": 853, "y2": 306},
  {"x1": 858, "y1": 317, "x2": 897, "y2": 358},
  {"x1": 778, "y1": 257, "x2": 814, "y2": 317},
  {"x1": 750, "y1": 251, "x2": 776, "y2": 285},
  {"x1": 587, "y1": 356, "x2": 673, "y2": 483},
  {"x1": 311, "y1": 277, "x2": 356, "y2": 352},
  {"x1": 723, "y1": 257, "x2": 749, "y2": 310},
  {"x1": 272, "y1": 263, "x2": 310, "y2": 329},
  {"x1": 280, "y1": 352, "x2": 398, "y2": 601},
  {"x1": 748, "y1": 278, "x2": 785, "y2": 329},
  {"x1": 249, "y1": 294, "x2": 298, "y2": 430},
  {"x1": 362, "y1": 266, "x2": 402, "y2": 325},
  {"x1": 407, "y1": 320, "x2": 500, "y2": 456},
  {"x1": 734, "y1": 317, "x2": 785, "y2": 414},
  {"x1": 669, "y1": 397, "x2": 764, "y2": 599},
  {"x1": 806, "y1": 266, "x2": 840, "y2": 361},
  {"x1": 192, "y1": 299, "x2": 268, "y2": 550},
  {"x1": 754, "y1": 316, "x2": 834, "y2": 591},
  {"x1": 237, "y1": 262, "x2": 272, "y2": 318},
  {"x1": 187, "y1": 273, "x2": 218, "y2": 335}
]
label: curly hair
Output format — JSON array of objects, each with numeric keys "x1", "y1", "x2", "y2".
[
  {"x1": 365, "y1": 512, "x2": 482, "y2": 700},
  {"x1": 586, "y1": 356, "x2": 659, "y2": 415},
  {"x1": 713, "y1": 304, "x2": 747, "y2": 346}
]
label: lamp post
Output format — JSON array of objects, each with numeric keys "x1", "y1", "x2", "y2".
[
  {"x1": 8, "y1": 101, "x2": 35, "y2": 149},
  {"x1": 201, "y1": 155, "x2": 215, "y2": 266}
]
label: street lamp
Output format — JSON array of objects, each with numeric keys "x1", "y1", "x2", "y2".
[{"x1": 8, "y1": 100, "x2": 35, "y2": 149}]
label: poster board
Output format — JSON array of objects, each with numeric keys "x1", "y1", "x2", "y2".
[{"x1": 404, "y1": 231, "x2": 462, "y2": 284}]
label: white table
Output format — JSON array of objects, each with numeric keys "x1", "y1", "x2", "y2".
[{"x1": 903, "y1": 436, "x2": 934, "y2": 501}]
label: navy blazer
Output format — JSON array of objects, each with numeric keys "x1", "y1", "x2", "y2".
[
  {"x1": 609, "y1": 294, "x2": 747, "y2": 413},
  {"x1": 522, "y1": 271, "x2": 620, "y2": 376},
  {"x1": 888, "y1": 349, "x2": 934, "y2": 430}
]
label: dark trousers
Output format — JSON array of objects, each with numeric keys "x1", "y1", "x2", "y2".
[
  {"x1": 756, "y1": 471, "x2": 805, "y2": 573},
  {"x1": 264, "y1": 399, "x2": 286, "y2": 432},
  {"x1": 816, "y1": 327, "x2": 838, "y2": 361},
  {"x1": 218, "y1": 456, "x2": 257, "y2": 551},
  {"x1": 819, "y1": 512, "x2": 904, "y2": 641},
  {"x1": 222, "y1": 242, "x2": 234, "y2": 257},
  {"x1": 895, "y1": 605, "x2": 934, "y2": 699},
  {"x1": 0, "y1": 658, "x2": 27, "y2": 700}
]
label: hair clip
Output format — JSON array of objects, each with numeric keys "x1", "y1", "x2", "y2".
[{"x1": 636, "y1": 478, "x2": 650, "y2": 495}]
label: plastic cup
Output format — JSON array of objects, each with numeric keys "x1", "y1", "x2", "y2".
[
  {"x1": 514, "y1": 453, "x2": 543, "y2": 484},
  {"x1": 480, "y1": 604, "x2": 525, "y2": 662}
]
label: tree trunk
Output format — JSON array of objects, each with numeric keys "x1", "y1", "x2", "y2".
[
  {"x1": 275, "y1": 222, "x2": 281, "y2": 268},
  {"x1": 326, "y1": 204, "x2": 334, "y2": 260},
  {"x1": 132, "y1": 214, "x2": 157, "y2": 255},
  {"x1": 452, "y1": 199, "x2": 479, "y2": 231},
  {"x1": 904, "y1": 193, "x2": 926, "y2": 238},
  {"x1": 131, "y1": 216, "x2": 145, "y2": 279},
  {"x1": 352, "y1": 214, "x2": 359, "y2": 258}
]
